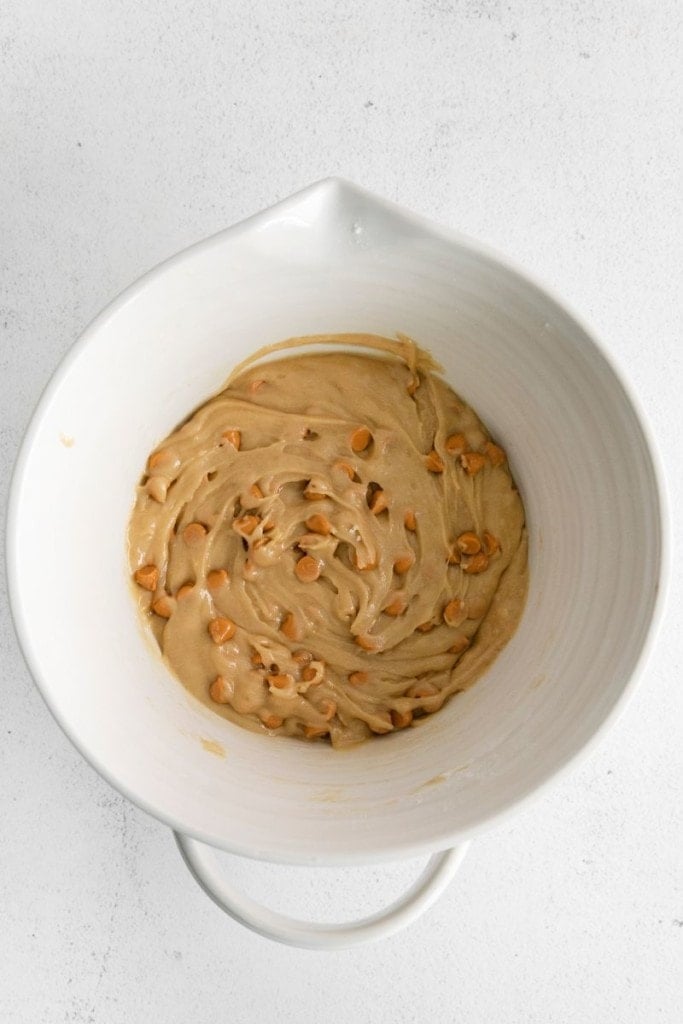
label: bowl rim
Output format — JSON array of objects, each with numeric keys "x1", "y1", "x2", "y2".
[{"x1": 5, "y1": 177, "x2": 671, "y2": 866}]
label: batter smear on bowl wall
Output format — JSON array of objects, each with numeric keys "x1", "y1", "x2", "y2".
[{"x1": 128, "y1": 333, "x2": 528, "y2": 747}]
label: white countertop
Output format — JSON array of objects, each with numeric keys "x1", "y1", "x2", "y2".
[{"x1": 2, "y1": 2, "x2": 682, "y2": 1021}]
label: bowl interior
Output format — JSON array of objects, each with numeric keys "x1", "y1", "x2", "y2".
[{"x1": 8, "y1": 181, "x2": 663, "y2": 864}]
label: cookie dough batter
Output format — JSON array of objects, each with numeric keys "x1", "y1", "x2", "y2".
[{"x1": 129, "y1": 334, "x2": 528, "y2": 747}]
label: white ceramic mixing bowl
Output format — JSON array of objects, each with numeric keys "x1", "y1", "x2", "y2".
[{"x1": 7, "y1": 179, "x2": 667, "y2": 949}]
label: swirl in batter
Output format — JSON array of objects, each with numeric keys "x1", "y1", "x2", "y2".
[{"x1": 129, "y1": 334, "x2": 528, "y2": 747}]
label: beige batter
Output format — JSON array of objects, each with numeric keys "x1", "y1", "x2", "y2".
[{"x1": 128, "y1": 334, "x2": 528, "y2": 747}]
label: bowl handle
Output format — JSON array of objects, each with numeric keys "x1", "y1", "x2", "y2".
[{"x1": 174, "y1": 832, "x2": 469, "y2": 950}]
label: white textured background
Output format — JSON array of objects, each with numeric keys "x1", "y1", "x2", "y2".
[{"x1": 2, "y1": 2, "x2": 682, "y2": 1022}]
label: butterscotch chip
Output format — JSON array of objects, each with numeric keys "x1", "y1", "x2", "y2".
[
  {"x1": 206, "y1": 569, "x2": 229, "y2": 590},
  {"x1": 148, "y1": 449, "x2": 174, "y2": 471},
  {"x1": 462, "y1": 552, "x2": 489, "y2": 574},
  {"x1": 152, "y1": 596, "x2": 174, "y2": 618},
  {"x1": 355, "y1": 634, "x2": 382, "y2": 652},
  {"x1": 266, "y1": 673, "x2": 294, "y2": 689},
  {"x1": 391, "y1": 709, "x2": 413, "y2": 729},
  {"x1": 298, "y1": 531, "x2": 324, "y2": 550},
  {"x1": 221, "y1": 429, "x2": 241, "y2": 449},
  {"x1": 280, "y1": 612, "x2": 302, "y2": 641},
  {"x1": 407, "y1": 682, "x2": 438, "y2": 698},
  {"x1": 446, "y1": 543, "x2": 461, "y2": 565},
  {"x1": 404, "y1": 510, "x2": 417, "y2": 531},
  {"x1": 242, "y1": 558, "x2": 258, "y2": 580},
  {"x1": 467, "y1": 597, "x2": 488, "y2": 619},
  {"x1": 303, "y1": 485, "x2": 327, "y2": 501},
  {"x1": 425, "y1": 450, "x2": 444, "y2": 473},
  {"x1": 369, "y1": 489, "x2": 388, "y2": 515},
  {"x1": 460, "y1": 452, "x2": 486, "y2": 476},
  {"x1": 182, "y1": 522, "x2": 207, "y2": 545},
  {"x1": 305, "y1": 513, "x2": 332, "y2": 535},
  {"x1": 134, "y1": 564, "x2": 158, "y2": 591},
  {"x1": 208, "y1": 617, "x2": 236, "y2": 644},
  {"x1": 384, "y1": 593, "x2": 407, "y2": 616},
  {"x1": 146, "y1": 477, "x2": 168, "y2": 503},
  {"x1": 449, "y1": 635, "x2": 470, "y2": 655},
  {"x1": 369, "y1": 713, "x2": 393, "y2": 734},
  {"x1": 176, "y1": 584, "x2": 194, "y2": 600},
  {"x1": 445, "y1": 434, "x2": 466, "y2": 456},
  {"x1": 304, "y1": 725, "x2": 329, "y2": 739},
  {"x1": 393, "y1": 553, "x2": 414, "y2": 574},
  {"x1": 348, "y1": 671, "x2": 368, "y2": 686},
  {"x1": 484, "y1": 441, "x2": 506, "y2": 466},
  {"x1": 443, "y1": 598, "x2": 466, "y2": 627},
  {"x1": 350, "y1": 549, "x2": 377, "y2": 571},
  {"x1": 294, "y1": 555, "x2": 322, "y2": 583},
  {"x1": 209, "y1": 676, "x2": 232, "y2": 704},
  {"x1": 482, "y1": 530, "x2": 500, "y2": 555},
  {"x1": 334, "y1": 460, "x2": 356, "y2": 480},
  {"x1": 350, "y1": 426, "x2": 372, "y2": 452},
  {"x1": 233, "y1": 514, "x2": 259, "y2": 536},
  {"x1": 321, "y1": 700, "x2": 337, "y2": 721},
  {"x1": 456, "y1": 531, "x2": 481, "y2": 555}
]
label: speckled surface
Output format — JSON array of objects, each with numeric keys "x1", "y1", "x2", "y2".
[{"x1": 2, "y1": 2, "x2": 682, "y2": 1021}]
